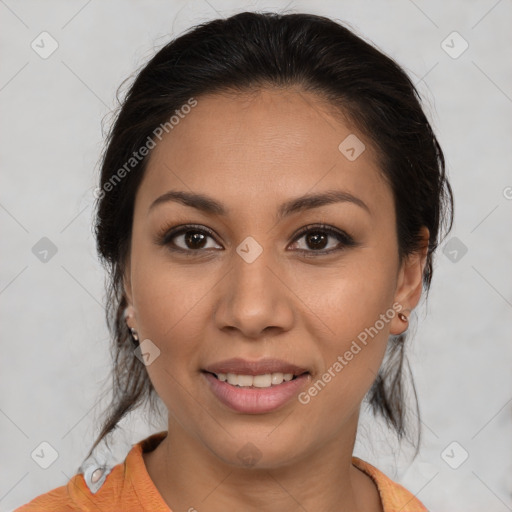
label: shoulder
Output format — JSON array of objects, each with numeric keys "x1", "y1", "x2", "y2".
[
  {"x1": 14, "y1": 462, "x2": 126, "y2": 511},
  {"x1": 13, "y1": 479, "x2": 78, "y2": 511},
  {"x1": 351, "y1": 456, "x2": 428, "y2": 512},
  {"x1": 14, "y1": 431, "x2": 170, "y2": 512}
]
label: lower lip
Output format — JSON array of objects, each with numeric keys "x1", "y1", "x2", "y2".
[{"x1": 202, "y1": 371, "x2": 310, "y2": 414}]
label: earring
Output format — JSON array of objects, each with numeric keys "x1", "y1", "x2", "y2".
[
  {"x1": 124, "y1": 306, "x2": 139, "y2": 344},
  {"x1": 398, "y1": 312, "x2": 408, "y2": 323},
  {"x1": 129, "y1": 327, "x2": 139, "y2": 342}
]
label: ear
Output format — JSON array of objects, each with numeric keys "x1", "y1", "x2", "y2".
[
  {"x1": 122, "y1": 254, "x2": 136, "y2": 328},
  {"x1": 389, "y1": 226, "x2": 429, "y2": 335}
]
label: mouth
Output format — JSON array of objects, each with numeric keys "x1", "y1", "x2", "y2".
[
  {"x1": 202, "y1": 370, "x2": 309, "y2": 388},
  {"x1": 200, "y1": 358, "x2": 311, "y2": 413},
  {"x1": 202, "y1": 357, "x2": 311, "y2": 388}
]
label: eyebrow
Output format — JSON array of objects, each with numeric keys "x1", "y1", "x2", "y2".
[{"x1": 148, "y1": 189, "x2": 371, "y2": 219}]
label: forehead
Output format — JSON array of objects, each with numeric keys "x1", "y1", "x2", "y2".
[{"x1": 137, "y1": 87, "x2": 391, "y2": 218}]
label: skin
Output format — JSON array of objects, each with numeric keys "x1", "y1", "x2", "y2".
[{"x1": 123, "y1": 87, "x2": 429, "y2": 512}]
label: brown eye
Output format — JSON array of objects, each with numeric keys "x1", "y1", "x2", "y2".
[
  {"x1": 290, "y1": 224, "x2": 356, "y2": 256},
  {"x1": 156, "y1": 223, "x2": 356, "y2": 258},
  {"x1": 182, "y1": 230, "x2": 208, "y2": 250},
  {"x1": 303, "y1": 231, "x2": 329, "y2": 250},
  {"x1": 158, "y1": 224, "x2": 222, "y2": 254}
]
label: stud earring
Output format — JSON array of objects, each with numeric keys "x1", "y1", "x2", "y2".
[
  {"x1": 129, "y1": 327, "x2": 139, "y2": 342},
  {"x1": 398, "y1": 312, "x2": 408, "y2": 323},
  {"x1": 124, "y1": 305, "x2": 139, "y2": 345}
]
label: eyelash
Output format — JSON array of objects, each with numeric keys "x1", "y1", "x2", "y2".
[{"x1": 154, "y1": 223, "x2": 357, "y2": 258}]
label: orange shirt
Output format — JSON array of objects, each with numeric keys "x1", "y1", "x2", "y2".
[{"x1": 15, "y1": 431, "x2": 427, "y2": 512}]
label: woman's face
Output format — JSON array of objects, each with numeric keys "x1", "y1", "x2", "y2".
[{"x1": 124, "y1": 87, "x2": 426, "y2": 468}]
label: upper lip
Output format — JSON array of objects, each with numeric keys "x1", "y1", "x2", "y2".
[{"x1": 203, "y1": 358, "x2": 310, "y2": 376}]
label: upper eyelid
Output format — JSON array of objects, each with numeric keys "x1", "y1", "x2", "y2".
[
  {"x1": 164, "y1": 223, "x2": 345, "y2": 238},
  {"x1": 162, "y1": 223, "x2": 352, "y2": 249}
]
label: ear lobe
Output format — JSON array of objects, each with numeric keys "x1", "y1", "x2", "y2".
[{"x1": 390, "y1": 227, "x2": 429, "y2": 335}]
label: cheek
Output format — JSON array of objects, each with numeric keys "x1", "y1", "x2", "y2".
[
  {"x1": 129, "y1": 245, "x2": 213, "y2": 376},
  {"x1": 291, "y1": 262, "x2": 398, "y2": 443},
  {"x1": 313, "y1": 256, "x2": 397, "y2": 338},
  {"x1": 130, "y1": 257, "x2": 210, "y2": 419},
  {"x1": 131, "y1": 236, "x2": 209, "y2": 330},
  {"x1": 306, "y1": 254, "x2": 398, "y2": 392}
]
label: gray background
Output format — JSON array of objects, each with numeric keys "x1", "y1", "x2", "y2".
[{"x1": 1, "y1": 0, "x2": 511, "y2": 510}]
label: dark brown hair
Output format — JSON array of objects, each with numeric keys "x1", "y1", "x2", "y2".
[{"x1": 87, "y1": 11, "x2": 453, "y2": 460}]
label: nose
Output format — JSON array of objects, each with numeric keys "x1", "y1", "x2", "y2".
[{"x1": 213, "y1": 244, "x2": 295, "y2": 340}]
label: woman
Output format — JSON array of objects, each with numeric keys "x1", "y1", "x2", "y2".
[{"x1": 16, "y1": 10, "x2": 453, "y2": 512}]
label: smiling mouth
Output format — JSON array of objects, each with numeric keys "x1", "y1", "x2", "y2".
[{"x1": 203, "y1": 371, "x2": 309, "y2": 388}]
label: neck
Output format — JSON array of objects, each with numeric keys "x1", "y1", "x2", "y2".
[{"x1": 143, "y1": 414, "x2": 383, "y2": 512}]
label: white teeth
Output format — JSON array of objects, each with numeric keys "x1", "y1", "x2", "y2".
[
  {"x1": 215, "y1": 372, "x2": 296, "y2": 387},
  {"x1": 271, "y1": 373, "x2": 284, "y2": 385},
  {"x1": 237, "y1": 374, "x2": 254, "y2": 387}
]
